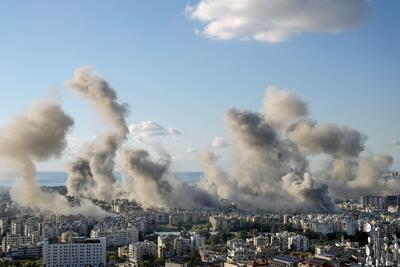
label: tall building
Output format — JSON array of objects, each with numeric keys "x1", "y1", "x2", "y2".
[
  {"x1": 288, "y1": 235, "x2": 309, "y2": 252},
  {"x1": 11, "y1": 220, "x2": 22, "y2": 235},
  {"x1": 43, "y1": 237, "x2": 106, "y2": 267},
  {"x1": 0, "y1": 217, "x2": 8, "y2": 235},
  {"x1": 128, "y1": 240, "x2": 157, "y2": 266},
  {"x1": 90, "y1": 227, "x2": 138, "y2": 247}
]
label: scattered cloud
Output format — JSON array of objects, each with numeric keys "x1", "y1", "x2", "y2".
[
  {"x1": 129, "y1": 121, "x2": 181, "y2": 138},
  {"x1": 212, "y1": 136, "x2": 229, "y2": 148},
  {"x1": 388, "y1": 140, "x2": 400, "y2": 146},
  {"x1": 186, "y1": 0, "x2": 369, "y2": 43}
]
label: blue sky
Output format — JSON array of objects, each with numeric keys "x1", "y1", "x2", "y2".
[{"x1": 0, "y1": 0, "x2": 399, "y2": 171}]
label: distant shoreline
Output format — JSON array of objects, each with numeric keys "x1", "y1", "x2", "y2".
[{"x1": 0, "y1": 171, "x2": 203, "y2": 187}]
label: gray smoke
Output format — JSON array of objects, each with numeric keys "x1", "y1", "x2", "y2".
[
  {"x1": 212, "y1": 106, "x2": 334, "y2": 211},
  {"x1": 287, "y1": 119, "x2": 366, "y2": 158},
  {"x1": 123, "y1": 149, "x2": 219, "y2": 209},
  {"x1": 66, "y1": 158, "x2": 95, "y2": 198},
  {"x1": 318, "y1": 154, "x2": 399, "y2": 198},
  {"x1": 0, "y1": 100, "x2": 107, "y2": 218},
  {"x1": 199, "y1": 151, "x2": 235, "y2": 200},
  {"x1": 263, "y1": 86, "x2": 308, "y2": 131},
  {"x1": 66, "y1": 66, "x2": 128, "y2": 200},
  {"x1": 67, "y1": 65, "x2": 129, "y2": 137},
  {"x1": 201, "y1": 87, "x2": 397, "y2": 210}
]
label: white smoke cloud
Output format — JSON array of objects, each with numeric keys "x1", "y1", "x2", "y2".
[
  {"x1": 187, "y1": 0, "x2": 369, "y2": 43},
  {"x1": 66, "y1": 66, "x2": 128, "y2": 200},
  {"x1": 264, "y1": 86, "x2": 308, "y2": 131},
  {"x1": 129, "y1": 121, "x2": 181, "y2": 138},
  {"x1": 67, "y1": 65, "x2": 129, "y2": 138},
  {"x1": 200, "y1": 86, "x2": 399, "y2": 210},
  {"x1": 212, "y1": 137, "x2": 229, "y2": 148},
  {"x1": 0, "y1": 100, "x2": 107, "y2": 218}
]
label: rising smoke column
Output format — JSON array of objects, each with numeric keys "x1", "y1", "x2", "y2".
[
  {"x1": 285, "y1": 116, "x2": 399, "y2": 198},
  {"x1": 200, "y1": 87, "x2": 399, "y2": 209},
  {"x1": 65, "y1": 66, "x2": 218, "y2": 207},
  {"x1": 201, "y1": 105, "x2": 335, "y2": 212},
  {"x1": 66, "y1": 66, "x2": 129, "y2": 200},
  {"x1": 123, "y1": 149, "x2": 219, "y2": 209},
  {"x1": 226, "y1": 107, "x2": 334, "y2": 211},
  {"x1": 263, "y1": 86, "x2": 309, "y2": 131},
  {"x1": 0, "y1": 100, "x2": 107, "y2": 218},
  {"x1": 67, "y1": 65, "x2": 129, "y2": 137}
]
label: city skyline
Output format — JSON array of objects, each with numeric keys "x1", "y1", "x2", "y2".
[{"x1": 2, "y1": 2, "x2": 400, "y2": 266}]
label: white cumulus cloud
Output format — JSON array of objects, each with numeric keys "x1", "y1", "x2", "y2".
[
  {"x1": 212, "y1": 137, "x2": 229, "y2": 148},
  {"x1": 186, "y1": 0, "x2": 369, "y2": 43},
  {"x1": 129, "y1": 121, "x2": 181, "y2": 138}
]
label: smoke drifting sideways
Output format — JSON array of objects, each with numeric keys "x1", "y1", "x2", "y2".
[
  {"x1": 66, "y1": 66, "x2": 128, "y2": 200},
  {"x1": 0, "y1": 101, "x2": 108, "y2": 219},
  {"x1": 200, "y1": 86, "x2": 399, "y2": 212}
]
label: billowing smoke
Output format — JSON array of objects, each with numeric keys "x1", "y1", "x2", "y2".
[
  {"x1": 199, "y1": 151, "x2": 234, "y2": 200},
  {"x1": 263, "y1": 86, "x2": 308, "y2": 131},
  {"x1": 123, "y1": 149, "x2": 219, "y2": 209},
  {"x1": 66, "y1": 158, "x2": 95, "y2": 198},
  {"x1": 200, "y1": 87, "x2": 398, "y2": 211},
  {"x1": 200, "y1": 106, "x2": 334, "y2": 212},
  {"x1": 67, "y1": 65, "x2": 129, "y2": 137},
  {"x1": 66, "y1": 66, "x2": 128, "y2": 200},
  {"x1": 287, "y1": 120, "x2": 365, "y2": 157},
  {"x1": 0, "y1": 101, "x2": 107, "y2": 218},
  {"x1": 65, "y1": 66, "x2": 219, "y2": 208}
]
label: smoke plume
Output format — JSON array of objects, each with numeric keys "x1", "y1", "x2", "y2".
[
  {"x1": 201, "y1": 86, "x2": 398, "y2": 211},
  {"x1": 123, "y1": 149, "x2": 219, "y2": 209},
  {"x1": 263, "y1": 86, "x2": 308, "y2": 131},
  {"x1": 199, "y1": 106, "x2": 334, "y2": 211},
  {"x1": 0, "y1": 100, "x2": 107, "y2": 218},
  {"x1": 67, "y1": 65, "x2": 129, "y2": 137},
  {"x1": 66, "y1": 66, "x2": 128, "y2": 200}
]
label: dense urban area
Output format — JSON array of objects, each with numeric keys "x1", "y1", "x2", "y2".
[{"x1": 2, "y1": 183, "x2": 400, "y2": 267}]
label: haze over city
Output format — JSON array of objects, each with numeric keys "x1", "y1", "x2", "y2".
[{"x1": 0, "y1": 1, "x2": 400, "y2": 266}]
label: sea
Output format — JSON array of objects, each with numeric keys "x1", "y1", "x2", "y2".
[{"x1": 0, "y1": 172, "x2": 203, "y2": 188}]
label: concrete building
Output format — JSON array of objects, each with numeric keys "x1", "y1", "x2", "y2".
[
  {"x1": 43, "y1": 237, "x2": 106, "y2": 267},
  {"x1": 166, "y1": 257, "x2": 189, "y2": 267},
  {"x1": 90, "y1": 226, "x2": 138, "y2": 247},
  {"x1": 0, "y1": 217, "x2": 8, "y2": 235},
  {"x1": 1, "y1": 234, "x2": 31, "y2": 252},
  {"x1": 210, "y1": 216, "x2": 228, "y2": 231},
  {"x1": 128, "y1": 240, "x2": 157, "y2": 266},
  {"x1": 288, "y1": 235, "x2": 309, "y2": 252},
  {"x1": 59, "y1": 230, "x2": 79, "y2": 243},
  {"x1": 158, "y1": 235, "x2": 177, "y2": 259},
  {"x1": 6, "y1": 243, "x2": 42, "y2": 260},
  {"x1": 271, "y1": 255, "x2": 301, "y2": 267},
  {"x1": 11, "y1": 220, "x2": 22, "y2": 235}
]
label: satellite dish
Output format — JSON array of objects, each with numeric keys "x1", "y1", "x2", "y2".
[{"x1": 364, "y1": 223, "x2": 372, "y2": 233}]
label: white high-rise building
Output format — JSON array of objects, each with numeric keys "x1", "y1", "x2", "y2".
[
  {"x1": 90, "y1": 227, "x2": 138, "y2": 247},
  {"x1": 43, "y1": 237, "x2": 106, "y2": 267}
]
